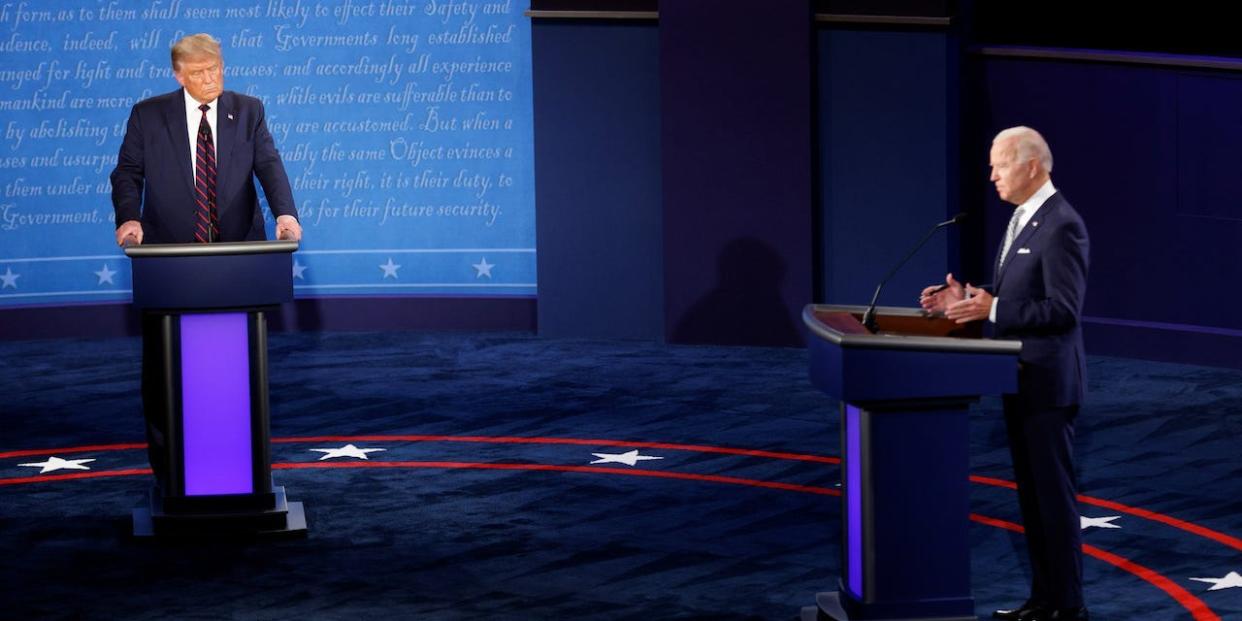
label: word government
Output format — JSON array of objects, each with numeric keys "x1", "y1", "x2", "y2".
[{"x1": 273, "y1": 26, "x2": 378, "y2": 52}]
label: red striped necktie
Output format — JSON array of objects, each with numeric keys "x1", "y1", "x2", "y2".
[{"x1": 194, "y1": 103, "x2": 218, "y2": 243}]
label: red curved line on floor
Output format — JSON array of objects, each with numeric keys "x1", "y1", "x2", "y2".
[
  {"x1": 0, "y1": 462, "x2": 837, "y2": 496},
  {"x1": 0, "y1": 468, "x2": 151, "y2": 486},
  {"x1": 969, "y1": 513, "x2": 1220, "y2": 621},
  {"x1": 272, "y1": 461, "x2": 841, "y2": 496},
  {"x1": 1076, "y1": 496, "x2": 1242, "y2": 554},
  {"x1": 970, "y1": 475, "x2": 1242, "y2": 553},
  {"x1": 0, "y1": 461, "x2": 1224, "y2": 619},
  {"x1": 0, "y1": 436, "x2": 840, "y2": 465},
  {"x1": 273, "y1": 435, "x2": 842, "y2": 464},
  {"x1": 0, "y1": 442, "x2": 146, "y2": 460},
  {"x1": 6, "y1": 438, "x2": 1238, "y2": 556}
]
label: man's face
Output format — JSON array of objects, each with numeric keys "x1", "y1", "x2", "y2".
[
  {"x1": 989, "y1": 140, "x2": 1039, "y2": 205},
  {"x1": 175, "y1": 55, "x2": 223, "y2": 104}
]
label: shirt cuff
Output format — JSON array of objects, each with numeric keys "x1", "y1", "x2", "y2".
[{"x1": 989, "y1": 297, "x2": 998, "y2": 323}]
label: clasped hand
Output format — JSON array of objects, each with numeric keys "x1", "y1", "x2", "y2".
[{"x1": 919, "y1": 273, "x2": 992, "y2": 324}]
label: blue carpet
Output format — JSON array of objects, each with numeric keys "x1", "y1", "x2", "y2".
[{"x1": 1, "y1": 331, "x2": 1239, "y2": 620}]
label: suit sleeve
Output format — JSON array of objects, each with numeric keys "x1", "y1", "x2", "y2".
[
  {"x1": 250, "y1": 102, "x2": 298, "y2": 221},
  {"x1": 996, "y1": 217, "x2": 1089, "y2": 334},
  {"x1": 110, "y1": 107, "x2": 146, "y2": 226}
]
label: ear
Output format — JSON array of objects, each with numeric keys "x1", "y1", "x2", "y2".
[{"x1": 1025, "y1": 158, "x2": 1040, "y2": 179}]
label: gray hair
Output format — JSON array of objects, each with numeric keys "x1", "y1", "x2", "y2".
[
  {"x1": 170, "y1": 33, "x2": 222, "y2": 71},
  {"x1": 994, "y1": 126, "x2": 1053, "y2": 173}
]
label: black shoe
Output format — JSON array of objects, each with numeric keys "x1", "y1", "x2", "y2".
[
  {"x1": 1043, "y1": 607, "x2": 1088, "y2": 621},
  {"x1": 993, "y1": 601, "x2": 1044, "y2": 620}
]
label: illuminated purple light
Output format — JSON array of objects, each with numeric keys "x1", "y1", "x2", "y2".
[
  {"x1": 846, "y1": 404, "x2": 863, "y2": 598},
  {"x1": 180, "y1": 313, "x2": 253, "y2": 496}
]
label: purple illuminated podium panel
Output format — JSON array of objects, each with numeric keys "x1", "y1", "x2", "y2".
[
  {"x1": 800, "y1": 305, "x2": 1020, "y2": 621},
  {"x1": 126, "y1": 241, "x2": 306, "y2": 538},
  {"x1": 181, "y1": 313, "x2": 254, "y2": 496}
]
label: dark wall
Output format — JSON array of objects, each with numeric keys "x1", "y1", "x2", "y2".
[
  {"x1": 976, "y1": 55, "x2": 1242, "y2": 366},
  {"x1": 817, "y1": 27, "x2": 960, "y2": 307},
  {"x1": 660, "y1": 1, "x2": 813, "y2": 347},
  {"x1": 532, "y1": 20, "x2": 664, "y2": 340}
]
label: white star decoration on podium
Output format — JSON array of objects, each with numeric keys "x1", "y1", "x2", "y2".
[
  {"x1": 590, "y1": 450, "x2": 663, "y2": 466},
  {"x1": 292, "y1": 261, "x2": 307, "y2": 280},
  {"x1": 0, "y1": 267, "x2": 19, "y2": 289},
  {"x1": 19, "y1": 456, "x2": 96, "y2": 473},
  {"x1": 1190, "y1": 571, "x2": 1242, "y2": 591},
  {"x1": 379, "y1": 258, "x2": 401, "y2": 279},
  {"x1": 1080, "y1": 515, "x2": 1122, "y2": 530},
  {"x1": 310, "y1": 444, "x2": 387, "y2": 461},
  {"x1": 94, "y1": 264, "x2": 116, "y2": 285},
  {"x1": 472, "y1": 257, "x2": 494, "y2": 278}
]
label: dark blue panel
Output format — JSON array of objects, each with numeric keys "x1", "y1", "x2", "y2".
[
  {"x1": 131, "y1": 253, "x2": 292, "y2": 310},
  {"x1": 1176, "y1": 74, "x2": 1242, "y2": 221},
  {"x1": 865, "y1": 407, "x2": 972, "y2": 611},
  {"x1": 661, "y1": 2, "x2": 812, "y2": 347},
  {"x1": 981, "y1": 57, "x2": 1242, "y2": 366},
  {"x1": 532, "y1": 21, "x2": 663, "y2": 340},
  {"x1": 0, "y1": 297, "x2": 537, "y2": 340},
  {"x1": 808, "y1": 336, "x2": 1017, "y2": 403},
  {"x1": 817, "y1": 28, "x2": 957, "y2": 307}
]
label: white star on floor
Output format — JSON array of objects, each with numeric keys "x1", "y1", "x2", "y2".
[
  {"x1": 292, "y1": 261, "x2": 307, "y2": 280},
  {"x1": 1190, "y1": 571, "x2": 1242, "y2": 591},
  {"x1": 590, "y1": 450, "x2": 664, "y2": 467},
  {"x1": 19, "y1": 456, "x2": 96, "y2": 473},
  {"x1": 472, "y1": 257, "x2": 494, "y2": 278},
  {"x1": 379, "y1": 258, "x2": 401, "y2": 279},
  {"x1": 309, "y1": 444, "x2": 387, "y2": 461},
  {"x1": 1080, "y1": 515, "x2": 1122, "y2": 530},
  {"x1": 0, "y1": 267, "x2": 19, "y2": 289},
  {"x1": 94, "y1": 264, "x2": 116, "y2": 285}
]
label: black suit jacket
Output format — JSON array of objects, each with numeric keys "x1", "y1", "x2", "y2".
[
  {"x1": 111, "y1": 88, "x2": 297, "y2": 243},
  {"x1": 992, "y1": 192, "x2": 1090, "y2": 409}
]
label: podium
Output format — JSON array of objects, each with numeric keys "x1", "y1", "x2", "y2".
[
  {"x1": 125, "y1": 240, "x2": 307, "y2": 538},
  {"x1": 800, "y1": 305, "x2": 1020, "y2": 621}
]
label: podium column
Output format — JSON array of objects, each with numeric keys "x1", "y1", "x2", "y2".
[{"x1": 126, "y1": 241, "x2": 306, "y2": 538}]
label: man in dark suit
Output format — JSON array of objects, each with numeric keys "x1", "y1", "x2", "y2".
[
  {"x1": 920, "y1": 127, "x2": 1090, "y2": 621},
  {"x1": 111, "y1": 32, "x2": 301, "y2": 245},
  {"x1": 110, "y1": 33, "x2": 302, "y2": 489}
]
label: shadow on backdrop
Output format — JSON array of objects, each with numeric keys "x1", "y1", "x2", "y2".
[{"x1": 671, "y1": 237, "x2": 801, "y2": 347}]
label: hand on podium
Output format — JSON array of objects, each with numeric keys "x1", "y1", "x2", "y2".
[
  {"x1": 116, "y1": 220, "x2": 143, "y2": 247},
  {"x1": 275, "y1": 215, "x2": 302, "y2": 242}
]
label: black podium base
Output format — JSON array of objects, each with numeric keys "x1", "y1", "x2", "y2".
[
  {"x1": 802, "y1": 592, "x2": 977, "y2": 621},
  {"x1": 132, "y1": 485, "x2": 308, "y2": 539}
]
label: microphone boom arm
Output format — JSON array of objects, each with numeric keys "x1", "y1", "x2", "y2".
[{"x1": 861, "y1": 213, "x2": 965, "y2": 333}]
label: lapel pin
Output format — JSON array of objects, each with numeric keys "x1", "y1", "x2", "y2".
[
  {"x1": 1031, "y1": 221, "x2": 1038, "y2": 227},
  {"x1": 227, "y1": 113, "x2": 234, "y2": 120}
]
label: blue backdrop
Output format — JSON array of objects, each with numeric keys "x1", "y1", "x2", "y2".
[{"x1": 0, "y1": 0, "x2": 535, "y2": 307}]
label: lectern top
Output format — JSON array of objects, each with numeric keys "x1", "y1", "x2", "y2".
[
  {"x1": 124, "y1": 240, "x2": 299, "y2": 258},
  {"x1": 803, "y1": 304, "x2": 1021, "y2": 354}
]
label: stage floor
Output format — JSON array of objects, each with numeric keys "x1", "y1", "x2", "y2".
[{"x1": 2, "y1": 331, "x2": 1238, "y2": 620}]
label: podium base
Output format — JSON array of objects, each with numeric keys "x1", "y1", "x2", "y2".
[
  {"x1": 132, "y1": 485, "x2": 308, "y2": 539},
  {"x1": 802, "y1": 592, "x2": 977, "y2": 621}
]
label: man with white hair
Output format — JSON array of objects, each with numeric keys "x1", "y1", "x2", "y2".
[
  {"x1": 921, "y1": 126, "x2": 1090, "y2": 621},
  {"x1": 110, "y1": 33, "x2": 302, "y2": 491},
  {"x1": 111, "y1": 32, "x2": 301, "y2": 245}
]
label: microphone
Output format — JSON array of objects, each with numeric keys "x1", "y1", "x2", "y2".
[{"x1": 861, "y1": 212, "x2": 967, "y2": 333}]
